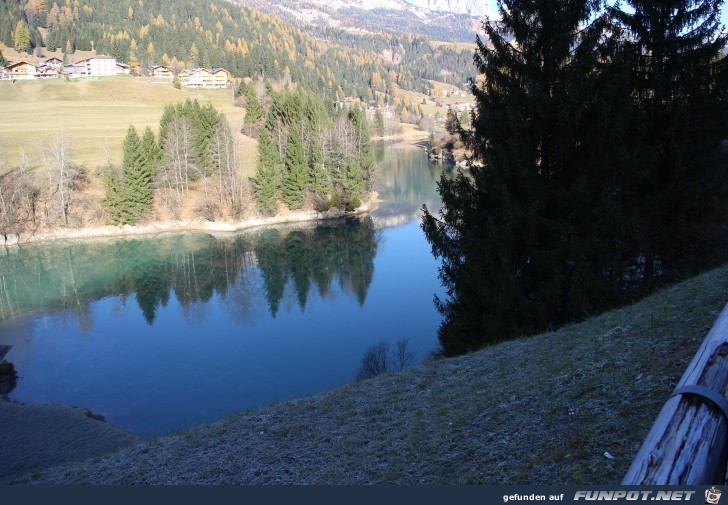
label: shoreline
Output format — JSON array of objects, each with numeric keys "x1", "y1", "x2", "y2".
[
  {"x1": 9, "y1": 263, "x2": 728, "y2": 484},
  {"x1": 2, "y1": 198, "x2": 379, "y2": 247},
  {"x1": 0, "y1": 399, "x2": 142, "y2": 483}
]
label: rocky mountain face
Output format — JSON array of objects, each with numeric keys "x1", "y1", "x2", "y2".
[
  {"x1": 234, "y1": 0, "x2": 482, "y2": 42},
  {"x1": 405, "y1": 0, "x2": 492, "y2": 17}
]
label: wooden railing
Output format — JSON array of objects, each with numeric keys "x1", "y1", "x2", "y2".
[{"x1": 623, "y1": 302, "x2": 728, "y2": 484}]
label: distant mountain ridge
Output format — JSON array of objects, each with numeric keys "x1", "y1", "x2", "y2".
[
  {"x1": 235, "y1": 0, "x2": 482, "y2": 42},
  {"x1": 405, "y1": 0, "x2": 492, "y2": 17}
]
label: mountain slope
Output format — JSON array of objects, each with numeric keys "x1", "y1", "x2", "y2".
[
  {"x1": 235, "y1": 0, "x2": 482, "y2": 42},
  {"x1": 1, "y1": 0, "x2": 477, "y2": 98},
  {"x1": 406, "y1": 0, "x2": 493, "y2": 17}
]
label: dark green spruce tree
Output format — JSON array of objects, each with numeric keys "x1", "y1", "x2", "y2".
[
  {"x1": 282, "y1": 124, "x2": 309, "y2": 210},
  {"x1": 101, "y1": 163, "x2": 124, "y2": 225},
  {"x1": 349, "y1": 106, "x2": 375, "y2": 185},
  {"x1": 139, "y1": 126, "x2": 163, "y2": 179},
  {"x1": 422, "y1": 0, "x2": 631, "y2": 356},
  {"x1": 254, "y1": 128, "x2": 281, "y2": 215},
  {"x1": 120, "y1": 125, "x2": 154, "y2": 224},
  {"x1": 444, "y1": 108, "x2": 459, "y2": 134},
  {"x1": 374, "y1": 109, "x2": 385, "y2": 137},
  {"x1": 610, "y1": 0, "x2": 728, "y2": 282},
  {"x1": 243, "y1": 86, "x2": 264, "y2": 138}
]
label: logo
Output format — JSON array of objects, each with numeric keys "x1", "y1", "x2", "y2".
[{"x1": 706, "y1": 488, "x2": 722, "y2": 505}]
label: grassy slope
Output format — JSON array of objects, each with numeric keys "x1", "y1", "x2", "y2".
[
  {"x1": 0, "y1": 75, "x2": 252, "y2": 171},
  {"x1": 430, "y1": 41, "x2": 478, "y2": 52},
  {"x1": 15, "y1": 263, "x2": 728, "y2": 484}
]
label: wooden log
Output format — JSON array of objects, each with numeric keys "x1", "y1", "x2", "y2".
[{"x1": 623, "y1": 302, "x2": 728, "y2": 484}]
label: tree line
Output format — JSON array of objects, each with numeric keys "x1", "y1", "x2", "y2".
[
  {"x1": 246, "y1": 85, "x2": 376, "y2": 215},
  {"x1": 101, "y1": 99, "x2": 244, "y2": 223},
  {"x1": 0, "y1": 90, "x2": 377, "y2": 240},
  {"x1": 423, "y1": 0, "x2": 728, "y2": 356}
]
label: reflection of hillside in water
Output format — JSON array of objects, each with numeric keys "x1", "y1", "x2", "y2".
[
  {"x1": 0, "y1": 218, "x2": 378, "y2": 326},
  {"x1": 372, "y1": 143, "x2": 450, "y2": 230}
]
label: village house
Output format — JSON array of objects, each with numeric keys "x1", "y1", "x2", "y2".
[
  {"x1": 116, "y1": 62, "x2": 131, "y2": 75},
  {"x1": 42, "y1": 57, "x2": 63, "y2": 70},
  {"x1": 3, "y1": 61, "x2": 38, "y2": 80},
  {"x1": 63, "y1": 61, "x2": 86, "y2": 77},
  {"x1": 179, "y1": 67, "x2": 230, "y2": 88},
  {"x1": 33, "y1": 57, "x2": 64, "y2": 79},
  {"x1": 64, "y1": 56, "x2": 118, "y2": 78},
  {"x1": 149, "y1": 65, "x2": 174, "y2": 79}
]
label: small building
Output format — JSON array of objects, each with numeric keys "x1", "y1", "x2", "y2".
[
  {"x1": 4, "y1": 61, "x2": 38, "y2": 80},
  {"x1": 63, "y1": 61, "x2": 87, "y2": 77},
  {"x1": 116, "y1": 62, "x2": 131, "y2": 75},
  {"x1": 43, "y1": 57, "x2": 63, "y2": 70},
  {"x1": 35, "y1": 67, "x2": 62, "y2": 79},
  {"x1": 65, "y1": 56, "x2": 118, "y2": 78},
  {"x1": 209, "y1": 67, "x2": 230, "y2": 88},
  {"x1": 149, "y1": 65, "x2": 173, "y2": 79},
  {"x1": 179, "y1": 67, "x2": 230, "y2": 88},
  {"x1": 35, "y1": 57, "x2": 63, "y2": 79}
]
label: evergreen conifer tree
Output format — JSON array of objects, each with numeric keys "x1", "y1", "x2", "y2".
[
  {"x1": 101, "y1": 163, "x2": 124, "y2": 224},
  {"x1": 342, "y1": 160, "x2": 365, "y2": 210},
  {"x1": 121, "y1": 125, "x2": 153, "y2": 224},
  {"x1": 427, "y1": 132, "x2": 436, "y2": 156},
  {"x1": 422, "y1": 0, "x2": 624, "y2": 356},
  {"x1": 374, "y1": 109, "x2": 385, "y2": 137},
  {"x1": 348, "y1": 106, "x2": 374, "y2": 190},
  {"x1": 282, "y1": 124, "x2": 308, "y2": 210},
  {"x1": 610, "y1": 0, "x2": 728, "y2": 281},
  {"x1": 243, "y1": 87, "x2": 263, "y2": 137},
  {"x1": 444, "y1": 108, "x2": 459, "y2": 134},
  {"x1": 254, "y1": 129, "x2": 281, "y2": 215},
  {"x1": 140, "y1": 126, "x2": 162, "y2": 178}
]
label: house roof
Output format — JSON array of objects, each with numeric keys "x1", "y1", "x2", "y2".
[
  {"x1": 74, "y1": 55, "x2": 117, "y2": 64},
  {"x1": 5, "y1": 61, "x2": 36, "y2": 70},
  {"x1": 151, "y1": 65, "x2": 172, "y2": 71}
]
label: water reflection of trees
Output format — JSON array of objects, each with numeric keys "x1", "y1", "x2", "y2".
[
  {"x1": 371, "y1": 144, "x2": 450, "y2": 230},
  {"x1": 0, "y1": 217, "x2": 378, "y2": 325}
]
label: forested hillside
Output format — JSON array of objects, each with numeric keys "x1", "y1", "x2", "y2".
[{"x1": 0, "y1": 0, "x2": 475, "y2": 101}]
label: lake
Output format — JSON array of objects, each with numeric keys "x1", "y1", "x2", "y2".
[{"x1": 0, "y1": 143, "x2": 450, "y2": 437}]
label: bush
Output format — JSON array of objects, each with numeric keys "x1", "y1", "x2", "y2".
[{"x1": 356, "y1": 338, "x2": 415, "y2": 380}]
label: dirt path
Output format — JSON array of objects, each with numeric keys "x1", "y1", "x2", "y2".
[{"x1": 0, "y1": 400, "x2": 142, "y2": 483}]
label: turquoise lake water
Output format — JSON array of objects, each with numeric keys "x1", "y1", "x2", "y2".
[{"x1": 0, "y1": 144, "x2": 450, "y2": 436}]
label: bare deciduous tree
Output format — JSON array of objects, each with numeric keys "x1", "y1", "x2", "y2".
[
  {"x1": 158, "y1": 117, "x2": 196, "y2": 218},
  {"x1": 40, "y1": 131, "x2": 84, "y2": 227},
  {"x1": 356, "y1": 338, "x2": 416, "y2": 380},
  {"x1": 209, "y1": 118, "x2": 244, "y2": 213},
  {"x1": 0, "y1": 150, "x2": 38, "y2": 241},
  {"x1": 356, "y1": 341, "x2": 389, "y2": 380},
  {"x1": 393, "y1": 337, "x2": 415, "y2": 371}
]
